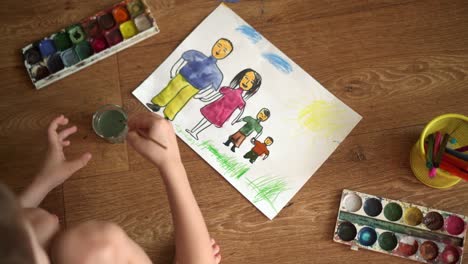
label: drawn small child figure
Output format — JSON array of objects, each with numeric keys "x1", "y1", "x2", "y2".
[
  {"x1": 243, "y1": 137, "x2": 273, "y2": 164},
  {"x1": 224, "y1": 108, "x2": 270, "y2": 152}
]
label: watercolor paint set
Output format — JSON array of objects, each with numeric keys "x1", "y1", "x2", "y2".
[
  {"x1": 21, "y1": 0, "x2": 159, "y2": 89},
  {"x1": 333, "y1": 189, "x2": 467, "y2": 263}
]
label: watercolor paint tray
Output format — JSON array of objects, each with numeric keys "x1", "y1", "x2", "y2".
[
  {"x1": 333, "y1": 189, "x2": 467, "y2": 263},
  {"x1": 21, "y1": 0, "x2": 159, "y2": 90}
]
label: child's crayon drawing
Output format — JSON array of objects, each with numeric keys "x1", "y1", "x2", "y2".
[
  {"x1": 224, "y1": 108, "x2": 270, "y2": 152},
  {"x1": 146, "y1": 38, "x2": 233, "y2": 120},
  {"x1": 243, "y1": 137, "x2": 273, "y2": 164},
  {"x1": 185, "y1": 69, "x2": 262, "y2": 140},
  {"x1": 245, "y1": 175, "x2": 288, "y2": 212},
  {"x1": 295, "y1": 100, "x2": 354, "y2": 138},
  {"x1": 133, "y1": 4, "x2": 361, "y2": 219}
]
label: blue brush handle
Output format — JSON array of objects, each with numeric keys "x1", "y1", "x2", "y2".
[{"x1": 446, "y1": 147, "x2": 468, "y2": 161}]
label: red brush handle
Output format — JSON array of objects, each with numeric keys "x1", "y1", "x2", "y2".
[
  {"x1": 440, "y1": 162, "x2": 468, "y2": 181},
  {"x1": 442, "y1": 154, "x2": 468, "y2": 172}
]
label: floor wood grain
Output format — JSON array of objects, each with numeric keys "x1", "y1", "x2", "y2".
[{"x1": 0, "y1": 0, "x2": 467, "y2": 263}]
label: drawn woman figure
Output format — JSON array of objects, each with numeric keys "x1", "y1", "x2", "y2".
[{"x1": 185, "y1": 69, "x2": 262, "y2": 140}]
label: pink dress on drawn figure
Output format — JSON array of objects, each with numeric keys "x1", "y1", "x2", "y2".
[{"x1": 200, "y1": 87, "x2": 246, "y2": 128}]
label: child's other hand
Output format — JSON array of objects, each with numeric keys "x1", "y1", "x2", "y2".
[
  {"x1": 37, "y1": 115, "x2": 92, "y2": 189},
  {"x1": 126, "y1": 112, "x2": 181, "y2": 170}
]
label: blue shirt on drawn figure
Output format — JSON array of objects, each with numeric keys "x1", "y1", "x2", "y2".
[
  {"x1": 146, "y1": 38, "x2": 233, "y2": 121},
  {"x1": 179, "y1": 50, "x2": 223, "y2": 91}
]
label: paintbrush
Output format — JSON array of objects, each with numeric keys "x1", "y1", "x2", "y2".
[
  {"x1": 135, "y1": 129, "x2": 168, "y2": 150},
  {"x1": 120, "y1": 119, "x2": 167, "y2": 149},
  {"x1": 434, "y1": 133, "x2": 450, "y2": 167}
]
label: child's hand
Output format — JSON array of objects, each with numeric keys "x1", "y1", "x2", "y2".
[
  {"x1": 37, "y1": 115, "x2": 92, "y2": 189},
  {"x1": 126, "y1": 112, "x2": 181, "y2": 170}
]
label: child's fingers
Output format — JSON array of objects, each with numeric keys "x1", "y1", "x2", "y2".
[
  {"x1": 48, "y1": 115, "x2": 63, "y2": 134},
  {"x1": 212, "y1": 244, "x2": 220, "y2": 255},
  {"x1": 65, "y1": 153, "x2": 92, "y2": 175},
  {"x1": 127, "y1": 112, "x2": 162, "y2": 131},
  {"x1": 58, "y1": 126, "x2": 77, "y2": 141},
  {"x1": 127, "y1": 130, "x2": 152, "y2": 151},
  {"x1": 48, "y1": 115, "x2": 68, "y2": 140},
  {"x1": 62, "y1": 140, "x2": 71, "y2": 147},
  {"x1": 215, "y1": 254, "x2": 221, "y2": 263}
]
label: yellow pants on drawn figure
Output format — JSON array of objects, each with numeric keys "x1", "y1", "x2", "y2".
[{"x1": 151, "y1": 74, "x2": 199, "y2": 120}]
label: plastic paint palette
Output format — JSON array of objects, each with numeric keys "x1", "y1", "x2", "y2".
[
  {"x1": 21, "y1": 0, "x2": 159, "y2": 89},
  {"x1": 333, "y1": 189, "x2": 467, "y2": 263}
]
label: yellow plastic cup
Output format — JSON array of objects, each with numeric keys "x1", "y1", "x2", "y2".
[{"x1": 410, "y1": 113, "x2": 468, "y2": 189}]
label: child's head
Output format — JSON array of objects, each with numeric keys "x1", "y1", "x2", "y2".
[
  {"x1": 257, "y1": 108, "x2": 270, "y2": 122},
  {"x1": 0, "y1": 183, "x2": 37, "y2": 264},
  {"x1": 230, "y1": 69, "x2": 262, "y2": 100},
  {"x1": 211, "y1": 38, "x2": 233, "y2": 60},
  {"x1": 264, "y1": 137, "x2": 274, "y2": 146}
]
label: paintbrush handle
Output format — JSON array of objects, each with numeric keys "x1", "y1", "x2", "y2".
[
  {"x1": 135, "y1": 130, "x2": 167, "y2": 150},
  {"x1": 434, "y1": 133, "x2": 450, "y2": 167},
  {"x1": 440, "y1": 162, "x2": 468, "y2": 181},
  {"x1": 446, "y1": 147, "x2": 468, "y2": 161},
  {"x1": 455, "y1": 145, "x2": 468, "y2": 152},
  {"x1": 425, "y1": 135, "x2": 434, "y2": 168},
  {"x1": 442, "y1": 153, "x2": 468, "y2": 172}
]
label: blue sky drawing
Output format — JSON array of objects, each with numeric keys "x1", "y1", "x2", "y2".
[
  {"x1": 236, "y1": 25, "x2": 262, "y2": 44},
  {"x1": 262, "y1": 53, "x2": 293, "y2": 74}
]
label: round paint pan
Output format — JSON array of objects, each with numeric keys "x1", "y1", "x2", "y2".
[
  {"x1": 342, "y1": 192, "x2": 362, "y2": 212},
  {"x1": 363, "y1": 198, "x2": 382, "y2": 217},
  {"x1": 336, "y1": 221, "x2": 357, "y2": 242}
]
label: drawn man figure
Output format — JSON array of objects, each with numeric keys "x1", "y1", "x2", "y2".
[
  {"x1": 146, "y1": 38, "x2": 234, "y2": 120},
  {"x1": 244, "y1": 137, "x2": 273, "y2": 164},
  {"x1": 224, "y1": 108, "x2": 270, "y2": 152}
]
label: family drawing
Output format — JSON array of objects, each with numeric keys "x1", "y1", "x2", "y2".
[{"x1": 146, "y1": 38, "x2": 274, "y2": 164}]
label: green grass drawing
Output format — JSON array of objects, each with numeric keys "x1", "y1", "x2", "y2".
[
  {"x1": 175, "y1": 125, "x2": 288, "y2": 212},
  {"x1": 245, "y1": 176, "x2": 288, "y2": 212},
  {"x1": 199, "y1": 140, "x2": 250, "y2": 179},
  {"x1": 174, "y1": 125, "x2": 250, "y2": 179}
]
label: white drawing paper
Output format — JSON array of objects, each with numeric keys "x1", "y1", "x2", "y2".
[{"x1": 133, "y1": 4, "x2": 362, "y2": 219}]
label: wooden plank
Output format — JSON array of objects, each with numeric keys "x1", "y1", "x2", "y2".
[
  {"x1": 318, "y1": 52, "x2": 468, "y2": 134},
  {"x1": 0, "y1": 57, "x2": 128, "y2": 186},
  {"x1": 140, "y1": 0, "x2": 423, "y2": 48}
]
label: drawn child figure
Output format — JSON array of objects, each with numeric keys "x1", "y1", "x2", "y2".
[
  {"x1": 224, "y1": 108, "x2": 270, "y2": 152},
  {"x1": 146, "y1": 38, "x2": 234, "y2": 120},
  {"x1": 243, "y1": 137, "x2": 273, "y2": 164},
  {"x1": 185, "y1": 69, "x2": 262, "y2": 140}
]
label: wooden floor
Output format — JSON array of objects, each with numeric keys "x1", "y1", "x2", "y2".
[{"x1": 1, "y1": 0, "x2": 468, "y2": 263}]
